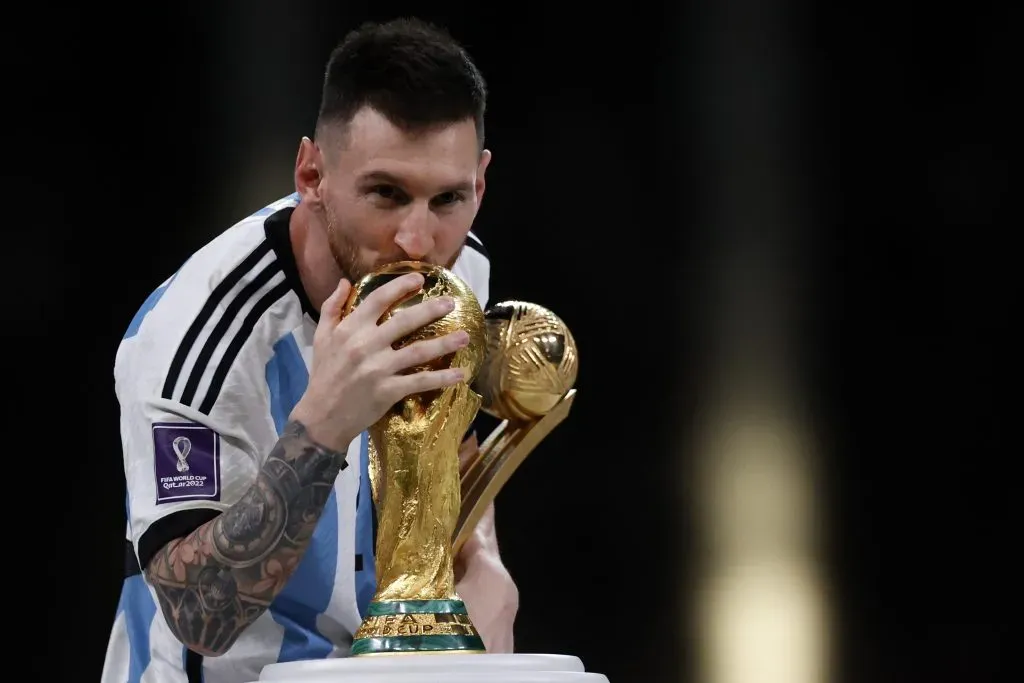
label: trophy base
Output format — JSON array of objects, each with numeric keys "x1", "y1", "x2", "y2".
[
  {"x1": 350, "y1": 599, "x2": 485, "y2": 656},
  {"x1": 256, "y1": 653, "x2": 610, "y2": 682}
]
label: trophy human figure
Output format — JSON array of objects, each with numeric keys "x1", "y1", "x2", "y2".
[{"x1": 346, "y1": 261, "x2": 488, "y2": 656}]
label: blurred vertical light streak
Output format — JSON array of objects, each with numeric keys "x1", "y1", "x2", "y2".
[
  {"x1": 682, "y1": 1, "x2": 831, "y2": 682},
  {"x1": 210, "y1": 0, "x2": 325, "y2": 221}
]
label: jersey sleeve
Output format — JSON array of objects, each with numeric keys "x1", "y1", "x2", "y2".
[
  {"x1": 454, "y1": 232, "x2": 491, "y2": 311},
  {"x1": 452, "y1": 233, "x2": 501, "y2": 438},
  {"x1": 117, "y1": 244, "x2": 285, "y2": 573},
  {"x1": 120, "y1": 391, "x2": 264, "y2": 571}
]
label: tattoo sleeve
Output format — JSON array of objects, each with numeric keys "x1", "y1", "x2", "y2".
[{"x1": 144, "y1": 420, "x2": 348, "y2": 657}]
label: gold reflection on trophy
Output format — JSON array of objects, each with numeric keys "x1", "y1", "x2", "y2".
[
  {"x1": 346, "y1": 261, "x2": 487, "y2": 656},
  {"x1": 456, "y1": 301, "x2": 579, "y2": 556}
]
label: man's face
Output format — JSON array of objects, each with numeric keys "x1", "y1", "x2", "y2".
[{"x1": 316, "y1": 107, "x2": 490, "y2": 283}]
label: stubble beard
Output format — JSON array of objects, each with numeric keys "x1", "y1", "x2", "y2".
[{"x1": 323, "y1": 203, "x2": 374, "y2": 285}]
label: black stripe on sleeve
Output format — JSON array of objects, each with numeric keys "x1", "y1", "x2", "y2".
[
  {"x1": 162, "y1": 241, "x2": 273, "y2": 401},
  {"x1": 198, "y1": 281, "x2": 292, "y2": 415},
  {"x1": 136, "y1": 508, "x2": 222, "y2": 573},
  {"x1": 178, "y1": 260, "x2": 283, "y2": 408},
  {"x1": 124, "y1": 539, "x2": 142, "y2": 578},
  {"x1": 184, "y1": 649, "x2": 204, "y2": 683}
]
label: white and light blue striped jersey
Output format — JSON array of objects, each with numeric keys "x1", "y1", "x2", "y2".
[{"x1": 101, "y1": 193, "x2": 491, "y2": 683}]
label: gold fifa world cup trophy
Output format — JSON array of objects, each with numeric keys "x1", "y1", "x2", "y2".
[{"x1": 345, "y1": 261, "x2": 578, "y2": 657}]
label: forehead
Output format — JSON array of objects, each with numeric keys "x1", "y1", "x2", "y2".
[{"x1": 332, "y1": 107, "x2": 479, "y2": 184}]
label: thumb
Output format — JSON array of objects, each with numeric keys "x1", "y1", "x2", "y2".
[{"x1": 320, "y1": 278, "x2": 352, "y2": 327}]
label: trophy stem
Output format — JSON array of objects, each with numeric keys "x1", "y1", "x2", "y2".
[{"x1": 454, "y1": 389, "x2": 577, "y2": 556}]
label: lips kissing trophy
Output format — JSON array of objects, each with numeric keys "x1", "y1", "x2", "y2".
[{"x1": 256, "y1": 260, "x2": 609, "y2": 681}]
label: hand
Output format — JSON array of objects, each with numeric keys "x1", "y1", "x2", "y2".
[{"x1": 291, "y1": 273, "x2": 471, "y2": 452}]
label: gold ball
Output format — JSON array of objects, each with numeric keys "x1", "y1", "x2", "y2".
[
  {"x1": 343, "y1": 261, "x2": 487, "y2": 383},
  {"x1": 474, "y1": 301, "x2": 579, "y2": 421}
]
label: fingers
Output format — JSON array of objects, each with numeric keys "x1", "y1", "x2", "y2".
[
  {"x1": 383, "y1": 366, "x2": 467, "y2": 400},
  {"x1": 319, "y1": 278, "x2": 351, "y2": 326},
  {"x1": 380, "y1": 295, "x2": 458, "y2": 345},
  {"x1": 353, "y1": 272, "x2": 425, "y2": 324},
  {"x1": 314, "y1": 280, "x2": 351, "y2": 349},
  {"x1": 389, "y1": 330, "x2": 470, "y2": 373}
]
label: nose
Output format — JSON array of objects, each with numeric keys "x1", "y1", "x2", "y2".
[{"x1": 393, "y1": 206, "x2": 435, "y2": 260}]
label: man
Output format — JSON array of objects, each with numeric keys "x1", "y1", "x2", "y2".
[{"x1": 102, "y1": 18, "x2": 518, "y2": 683}]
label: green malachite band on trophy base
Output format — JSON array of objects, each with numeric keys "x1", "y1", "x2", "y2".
[
  {"x1": 352, "y1": 599, "x2": 485, "y2": 656},
  {"x1": 367, "y1": 599, "x2": 468, "y2": 616},
  {"x1": 351, "y1": 634, "x2": 486, "y2": 656}
]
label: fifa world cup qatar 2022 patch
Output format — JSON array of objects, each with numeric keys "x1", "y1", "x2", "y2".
[{"x1": 153, "y1": 422, "x2": 221, "y2": 504}]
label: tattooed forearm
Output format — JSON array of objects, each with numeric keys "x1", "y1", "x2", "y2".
[{"x1": 144, "y1": 420, "x2": 348, "y2": 657}]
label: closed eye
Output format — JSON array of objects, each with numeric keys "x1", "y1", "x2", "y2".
[
  {"x1": 366, "y1": 184, "x2": 411, "y2": 207},
  {"x1": 431, "y1": 191, "x2": 467, "y2": 208}
]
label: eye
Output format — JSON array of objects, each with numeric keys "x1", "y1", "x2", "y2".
[
  {"x1": 432, "y1": 191, "x2": 466, "y2": 207},
  {"x1": 370, "y1": 184, "x2": 401, "y2": 200}
]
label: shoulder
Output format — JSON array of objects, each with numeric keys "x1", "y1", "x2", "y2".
[
  {"x1": 453, "y1": 230, "x2": 491, "y2": 309},
  {"x1": 464, "y1": 231, "x2": 488, "y2": 260},
  {"x1": 116, "y1": 195, "x2": 307, "y2": 416}
]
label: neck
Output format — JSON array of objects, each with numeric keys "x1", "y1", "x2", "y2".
[{"x1": 289, "y1": 201, "x2": 344, "y2": 313}]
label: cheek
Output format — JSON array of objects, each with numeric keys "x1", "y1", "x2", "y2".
[
  {"x1": 337, "y1": 205, "x2": 402, "y2": 256},
  {"x1": 437, "y1": 218, "x2": 475, "y2": 259},
  {"x1": 324, "y1": 192, "x2": 369, "y2": 235}
]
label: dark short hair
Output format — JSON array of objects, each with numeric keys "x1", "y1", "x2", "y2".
[{"x1": 316, "y1": 18, "x2": 487, "y2": 149}]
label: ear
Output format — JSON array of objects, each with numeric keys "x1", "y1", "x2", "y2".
[
  {"x1": 475, "y1": 149, "x2": 492, "y2": 206},
  {"x1": 294, "y1": 137, "x2": 324, "y2": 205}
]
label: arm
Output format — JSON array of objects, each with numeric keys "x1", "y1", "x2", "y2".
[
  {"x1": 454, "y1": 433, "x2": 520, "y2": 653},
  {"x1": 144, "y1": 420, "x2": 347, "y2": 657},
  {"x1": 138, "y1": 273, "x2": 466, "y2": 656}
]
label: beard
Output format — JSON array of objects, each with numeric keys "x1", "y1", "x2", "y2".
[
  {"x1": 327, "y1": 225, "x2": 372, "y2": 284},
  {"x1": 323, "y1": 203, "x2": 382, "y2": 284}
]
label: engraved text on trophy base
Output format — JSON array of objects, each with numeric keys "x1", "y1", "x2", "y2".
[{"x1": 354, "y1": 612, "x2": 479, "y2": 640}]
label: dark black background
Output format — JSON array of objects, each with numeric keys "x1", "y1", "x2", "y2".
[{"x1": 3, "y1": 1, "x2": 1011, "y2": 681}]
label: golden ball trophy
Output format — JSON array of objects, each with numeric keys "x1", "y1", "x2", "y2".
[
  {"x1": 342, "y1": 261, "x2": 578, "y2": 658},
  {"x1": 455, "y1": 300, "x2": 578, "y2": 557}
]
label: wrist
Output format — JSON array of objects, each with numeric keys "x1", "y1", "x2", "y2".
[{"x1": 288, "y1": 400, "x2": 356, "y2": 456}]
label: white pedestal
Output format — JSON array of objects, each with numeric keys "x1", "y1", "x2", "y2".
[{"x1": 256, "y1": 654, "x2": 610, "y2": 682}]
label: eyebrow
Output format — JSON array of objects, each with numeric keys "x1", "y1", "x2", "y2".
[{"x1": 359, "y1": 170, "x2": 473, "y2": 194}]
